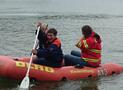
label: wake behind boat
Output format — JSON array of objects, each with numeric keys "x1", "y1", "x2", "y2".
[{"x1": 0, "y1": 55, "x2": 123, "y2": 81}]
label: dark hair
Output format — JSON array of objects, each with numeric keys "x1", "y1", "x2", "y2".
[
  {"x1": 81, "y1": 25, "x2": 93, "y2": 38},
  {"x1": 47, "y1": 28, "x2": 57, "y2": 36},
  {"x1": 94, "y1": 33, "x2": 101, "y2": 43}
]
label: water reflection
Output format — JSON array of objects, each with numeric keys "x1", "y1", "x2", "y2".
[
  {"x1": 0, "y1": 78, "x2": 19, "y2": 90},
  {"x1": 0, "y1": 77, "x2": 99, "y2": 90},
  {"x1": 80, "y1": 78, "x2": 98, "y2": 90},
  {"x1": 30, "y1": 78, "x2": 99, "y2": 90}
]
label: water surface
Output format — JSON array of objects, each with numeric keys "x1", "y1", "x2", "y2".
[{"x1": 0, "y1": 0, "x2": 123, "y2": 90}]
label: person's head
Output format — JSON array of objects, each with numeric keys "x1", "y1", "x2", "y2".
[
  {"x1": 37, "y1": 22, "x2": 48, "y2": 32},
  {"x1": 81, "y1": 25, "x2": 93, "y2": 38},
  {"x1": 47, "y1": 28, "x2": 57, "y2": 41}
]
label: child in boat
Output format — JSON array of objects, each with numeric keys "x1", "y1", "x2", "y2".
[
  {"x1": 64, "y1": 25, "x2": 102, "y2": 68},
  {"x1": 32, "y1": 22, "x2": 63, "y2": 67}
]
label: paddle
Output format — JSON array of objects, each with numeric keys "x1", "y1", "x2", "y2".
[{"x1": 19, "y1": 26, "x2": 40, "y2": 89}]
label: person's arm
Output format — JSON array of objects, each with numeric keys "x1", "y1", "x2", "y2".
[
  {"x1": 80, "y1": 38, "x2": 94, "y2": 49},
  {"x1": 36, "y1": 44, "x2": 58, "y2": 58},
  {"x1": 75, "y1": 37, "x2": 94, "y2": 49},
  {"x1": 75, "y1": 38, "x2": 83, "y2": 48},
  {"x1": 37, "y1": 22, "x2": 48, "y2": 49}
]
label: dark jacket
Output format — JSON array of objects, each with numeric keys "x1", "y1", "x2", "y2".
[
  {"x1": 36, "y1": 30, "x2": 63, "y2": 67},
  {"x1": 37, "y1": 30, "x2": 47, "y2": 49}
]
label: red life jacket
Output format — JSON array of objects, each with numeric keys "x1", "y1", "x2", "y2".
[
  {"x1": 76, "y1": 32, "x2": 102, "y2": 67},
  {"x1": 52, "y1": 38, "x2": 61, "y2": 47},
  {"x1": 45, "y1": 38, "x2": 61, "y2": 48}
]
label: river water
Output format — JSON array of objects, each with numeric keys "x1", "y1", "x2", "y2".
[{"x1": 0, "y1": 0, "x2": 123, "y2": 90}]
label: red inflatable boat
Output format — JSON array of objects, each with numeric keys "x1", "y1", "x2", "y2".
[{"x1": 0, "y1": 55, "x2": 123, "y2": 81}]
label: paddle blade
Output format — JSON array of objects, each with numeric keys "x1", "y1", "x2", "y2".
[{"x1": 19, "y1": 76, "x2": 30, "y2": 89}]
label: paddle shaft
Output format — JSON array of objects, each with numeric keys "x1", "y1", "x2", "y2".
[{"x1": 26, "y1": 26, "x2": 40, "y2": 76}]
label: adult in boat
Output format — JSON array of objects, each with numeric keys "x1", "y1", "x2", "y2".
[
  {"x1": 64, "y1": 25, "x2": 102, "y2": 68},
  {"x1": 32, "y1": 22, "x2": 63, "y2": 67}
]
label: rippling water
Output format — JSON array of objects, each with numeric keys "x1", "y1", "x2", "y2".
[{"x1": 0, "y1": 0, "x2": 123, "y2": 90}]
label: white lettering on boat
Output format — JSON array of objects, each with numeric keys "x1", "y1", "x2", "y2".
[
  {"x1": 98, "y1": 67, "x2": 107, "y2": 76},
  {"x1": 15, "y1": 61, "x2": 54, "y2": 73}
]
